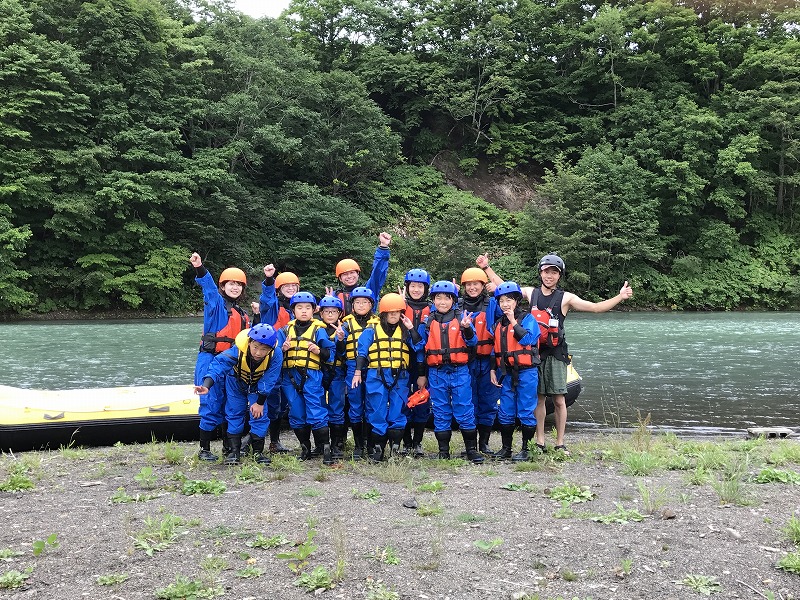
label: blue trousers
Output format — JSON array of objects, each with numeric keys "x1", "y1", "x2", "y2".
[
  {"x1": 346, "y1": 360, "x2": 367, "y2": 423},
  {"x1": 266, "y1": 387, "x2": 288, "y2": 422},
  {"x1": 365, "y1": 368, "x2": 409, "y2": 436},
  {"x1": 497, "y1": 367, "x2": 539, "y2": 427},
  {"x1": 322, "y1": 364, "x2": 347, "y2": 425},
  {"x1": 282, "y1": 367, "x2": 328, "y2": 430},
  {"x1": 195, "y1": 351, "x2": 224, "y2": 431},
  {"x1": 469, "y1": 356, "x2": 500, "y2": 426},
  {"x1": 428, "y1": 364, "x2": 475, "y2": 432},
  {"x1": 223, "y1": 376, "x2": 270, "y2": 437}
]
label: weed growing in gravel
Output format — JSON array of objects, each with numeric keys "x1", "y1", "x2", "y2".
[
  {"x1": 590, "y1": 503, "x2": 645, "y2": 524},
  {"x1": 352, "y1": 487, "x2": 382, "y2": 502},
  {"x1": 754, "y1": 467, "x2": 800, "y2": 484},
  {"x1": 162, "y1": 442, "x2": 184, "y2": 465},
  {"x1": 314, "y1": 469, "x2": 330, "y2": 482},
  {"x1": 0, "y1": 548, "x2": 23, "y2": 561},
  {"x1": 561, "y1": 569, "x2": 578, "y2": 581},
  {"x1": 247, "y1": 533, "x2": 290, "y2": 549},
  {"x1": 181, "y1": 477, "x2": 226, "y2": 496},
  {"x1": 366, "y1": 580, "x2": 399, "y2": 600},
  {"x1": 631, "y1": 411, "x2": 653, "y2": 451},
  {"x1": 372, "y1": 545, "x2": 400, "y2": 564},
  {"x1": 32, "y1": 534, "x2": 59, "y2": 556},
  {"x1": 236, "y1": 565, "x2": 264, "y2": 578},
  {"x1": 0, "y1": 464, "x2": 34, "y2": 492},
  {"x1": 678, "y1": 573, "x2": 721, "y2": 595},
  {"x1": 553, "y1": 500, "x2": 575, "y2": 519},
  {"x1": 200, "y1": 556, "x2": 227, "y2": 576},
  {"x1": 547, "y1": 481, "x2": 595, "y2": 503},
  {"x1": 417, "y1": 500, "x2": 444, "y2": 517},
  {"x1": 766, "y1": 441, "x2": 800, "y2": 466},
  {"x1": 331, "y1": 516, "x2": 347, "y2": 583},
  {"x1": 620, "y1": 558, "x2": 633, "y2": 575},
  {"x1": 782, "y1": 514, "x2": 800, "y2": 545},
  {"x1": 664, "y1": 453, "x2": 694, "y2": 471},
  {"x1": 776, "y1": 550, "x2": 800, "y2": 575},
  {"x1": 621, "y1": 451, "x2": 662, "y2": 476},
  {"x1": 711, "y1": 475, "x2": 754, "y2": 506},
  {"x1": 58, "y1": 444, "x2": 88, "y2": 460},
  {"x1": 417, "y1": 480, "x2": 444, "y2": 493},
  {"x1": 636, "y1": 480, "x2": 669, "y2": 514},
  {"x1": 376, "y1": 457, "x2": 414, "y2": 483},
  {"x1": 301, "y1": 486, "x2": 323, "y2": 497},
  {"x1": 154, "y1": 575, "x2": 223, "y2": 599},
  {"x1": 294, "y1": 565, "x2": 334, "y2": 592},
  {"x1": 133, "y1": 514, "x2": 186, "y2": 556},
  {"x1": 473, "y1": 538, "x2": 503, "y2": 556},
  {"x1": 0, "y1": 567, "x2": 33, "y2": 589},
  {"x1": 95, "y1": 573, "x2": 129, "y2": 586},
  {"x1": 134, "y1": 467, "x2": 158, "y2": 489},
  {"x1": 276, "y1": 524, "x2": 317, "y2": 573},
  {"x1": 692, "y1": 444, "x2": 727, "y2": 471},
  {"x1": 512, "y1": 460, "x2": 544, "y2": 473},
  {"x1": 270, "y1": 454, "x2": 305, "y2": 476},
  {"x1": 236, "y1": 464, "x2": 264, "y2": 483},
  {"x1": 500, "y1": 481, "x2": 536, "y2": 492},
  {"x1": 109, "y1": 487, "x2": 159, "y2": 504},
  {"x1": 455, "y1": 513, "x2": 485, "y2": 524}
]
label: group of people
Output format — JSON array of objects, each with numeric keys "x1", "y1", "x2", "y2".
[{"x1": 190, "y1": 231, "x2": 633, "y2": 467}]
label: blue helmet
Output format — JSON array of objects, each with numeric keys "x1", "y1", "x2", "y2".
[
  {"x1": 494, "y1": 281, "x2": 523, "y2": 299},
  {"x1": 248, "y1": 323, "x2": 277, "y2": 346},
  {"x1": 350, "y1": 286, "x2": 375, "y2": 304},
  {"x1": 404, "y1": 268, "x2": 431, "y2": 286},
  {"x1": 429, "y1": 280, "x2": 458, "y2": 299},
  {"x1": 290, "y1": 291, "x2": 317, "y2": 308},
  {"x1": 318, "y1": 295, "x2": 343, "y2": 311}
]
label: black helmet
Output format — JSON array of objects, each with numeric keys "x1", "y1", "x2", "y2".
[{"x1": 538, "y1": 253, "x2": 565, "y2": 275}]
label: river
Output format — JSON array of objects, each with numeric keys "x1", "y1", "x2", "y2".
[{"x1": 2, "y1": 312, "x2": 798, "y2": 433}]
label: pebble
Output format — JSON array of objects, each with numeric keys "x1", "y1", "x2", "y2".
[{"x1": 725, "y1": 527, "x2": 742, "y2": 540}]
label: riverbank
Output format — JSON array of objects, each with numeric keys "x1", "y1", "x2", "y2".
[
  {"x1": 0, "y1": 309, "x2": 200, "y2": 322},
  {"x1": 1, "y1": 430, "x2": 798, "y2": 599}
]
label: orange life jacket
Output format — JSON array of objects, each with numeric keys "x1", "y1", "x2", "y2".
[
  {"x1": 201, "y1": 304, "x2": 249, "y2": 354},
  {"x1": 425, "y1": 316, "x2": 470, "y2": 367},
  {"x1": 472, "y1": 311, "x2": 493, "y2": 357},
  {"x1": 493, "y1": 320, "x2": 539, "y2": 369},
  {"x1": 273, "y1": 306, "x2": 291, "y2": 330},
  {"x1": 404, "y1": 304, "x2": 430, "y2": 329}
]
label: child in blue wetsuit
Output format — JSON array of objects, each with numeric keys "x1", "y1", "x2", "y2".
[
  {"x1": 400, "y1": 268, "x2": 432, "y2": 457},
  {"x1": 329, "y1": 232, "x2": 391, "y2": 316},
  {"x1": 277, "y1": 292, "x2": 336, "y2": 464},
  {"x1": 414, "y1": 281, "x2": 483, "y2": 464},
  {"x1": 489, "y1": 282, "x2": 540, "y2": 461},
  {"x1": 340, "y1": 287, "x2": 379, "y2": 459},
  {"x1": 189, "y1": 252, "x2": 250, "y2": 461},
  {"x1": 350, "y1": 293, "x2": 415, "y2": 461},
  {"x1": 317, "y1": 295, "x2": 348, "y2": 460},
  {"x1": 194, "y1": 324, "x2": 283, "y2": 465}
]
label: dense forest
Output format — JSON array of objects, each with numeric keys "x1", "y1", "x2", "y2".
[{"x1": 1, "y1": 0, "x2": 798, "y2": 314}]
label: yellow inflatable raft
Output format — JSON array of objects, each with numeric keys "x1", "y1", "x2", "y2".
[{"x1": 0, "y1": 384, "x2": 199, "y2": 452}]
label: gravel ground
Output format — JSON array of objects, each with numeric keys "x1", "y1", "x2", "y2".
[{"x1": 1, "y1": 431, "x2": 799, "y2": 600}]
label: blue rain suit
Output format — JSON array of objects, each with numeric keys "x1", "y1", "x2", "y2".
[
  {"x1": 414, "y1": 310, "x2": 477, "y2": 432},
  {"x1": 193, "y1": 270, "x2": 248, "y2": 432},
  {"x1": 277, "y1": 320, "x2": 335, "y2": 430},
  {"x1": 257, "y1": 279, "x2": 289, "y2": 425},
  {"x1": 492, "y1": 312, "x2": 540, "y2": 427},
  {"x1": 203, "y1": 343, "x2": 283, "y2": 436},
  {"x1": 402, "y1": 299, "x2": 432, "y2": 426},
  {"x1": 341, "y1": 313, "x2": 379, "y2": 424},
  {"x1": 461, "y1": 294, "x2": 501, "y2": 428},
  {"x1": 321, "y1": 323, "x2": 348, "y2": 425},
  {"x1": 332, "y1": 245, "x2": 390, "y2": 316}
]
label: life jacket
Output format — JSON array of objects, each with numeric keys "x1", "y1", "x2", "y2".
[
  {"x1": 283, "y1": 320, "x2": 324, "y2": 371},
  {"x1": 424, "y1": 312, "x2": 470, "y2": 367},
  {"x1": 342, "y1": 313, "x2": 379, "y2": 360},
  {"x1": 367, "y1": 322, "x2": 410, "y2": 370},
  {"x1": 324, "y1": 323, "x2": 346, "y2": 368},
  {"x1": 459, "y1": 295, "x2": 493, "y2": 357},
  {"x1": 201, "y1": 301, "x2": 249, "y2": 354},
  {"x1": 493, "y1": 317, "x2": 539, "y2": 369},
  {"x1": 404, "y1": 301, "x2": 431, "y2": 329},
  {"x1": 273, "y1": 305, "x2": 291, "y2": 330},
  {"x1": 530, "y1": 288, "x2": 565, "y2": 349},
  {"x1": 233, "y1": 334, "x2": 273, "y2": 389}
]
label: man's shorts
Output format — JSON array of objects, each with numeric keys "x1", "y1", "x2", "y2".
[{"x1": 538, "y1": 354, "x2": 568, "y2": 396}]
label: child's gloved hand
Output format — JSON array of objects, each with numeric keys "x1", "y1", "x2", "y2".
[{"x1": 189, "y1": 253, "x2": 202, "y2": 268}]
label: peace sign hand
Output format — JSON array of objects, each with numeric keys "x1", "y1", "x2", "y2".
[
  {"x1": 325, "y1": 286, "x2": 335, "y2": 297},
  {"x1": 400, "y1": 314, "x2": 413, "y2": 329},
  {"x1": 460, "y1": 311, "x2": 476, "y2": 327}
]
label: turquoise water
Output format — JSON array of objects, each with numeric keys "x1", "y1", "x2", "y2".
[{"x1": 2, "y1": 313, "x2": 798, "y2": 432}]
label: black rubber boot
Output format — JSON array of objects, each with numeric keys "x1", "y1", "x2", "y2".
[
  {"x1": 369, "y1": 433, "x2": 388, "y2": 462},
  {"x1": 461, "y1": 429, "x2": 485, "y2": 464},
  {"x1": 401, "y1": 422, "x2": 413, "y2": 455},
  {"x1": 512, "y1": 425, "x2": 536, "y2": 462},
  {"x1": 268, "y1": 420, "x2": 290, "y2": 453},
  {"x1": 330, "y1": 424, "x2": 347, "y2": 459},
  {"x1": 412, "y1": 422, "x2": 426, "y2": 458},
  {"x1": 351, "y1": 422, "x2": 366, "y2": 460},
  {"x1": 240, "y1": 432, "x2": 252, "y2": 457},
  {"x1": 220, "y1": 424, "x2": 232, "y2": 457},
  {"x1": 224, "y1": 434, "x2": 242, "y2": 466},
  {"x1": 294, "y1": 426, "x2": 312, "y2": 460},
  {"x1": 313, "y1": 426, "x2": 334, "y2": 465},
  {"x1": 478, "y1": 424, "x2": 493, "y2": 454},
  {"x1": 387, "y1": 428, "x2": 405, "y2": 458},
  {"x1": 198, "y1": 429, "x2": 218, "y2": 462},
  {"x1": 493, "y1": 424, "x2": 515, "y2": 460},
  {"x1": 250, "y1": 436, "x2": 271, "y2": 465},
  {"x1": 434, "y1": 430, "x2": 452, "y2": 459}
]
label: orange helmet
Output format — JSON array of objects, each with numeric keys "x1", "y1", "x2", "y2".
[
  {"x1": 275, "y1": 272, "x2": 300, "y2": 289},
  {"x1": 219, "y1": 267, "x2": 247, "y2": 286},
  {"x1": 378, "y1": 293, "x2": 406, "y2": 313},
  {"x1": 335, "y1": 258, "x2": 360, "y2": 277},
  {"x1": 461, "y1": 267, "x2": 488, "y2": 284}
]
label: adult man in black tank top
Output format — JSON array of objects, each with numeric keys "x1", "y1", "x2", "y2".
[{"x1": 480, "y1": 253, "x2": 632, "y2": 453}]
